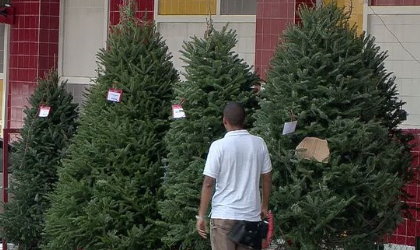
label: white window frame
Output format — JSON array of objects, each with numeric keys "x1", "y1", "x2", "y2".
[
  {"x1": 58, "y1": 0, "x2": 109, "y2": 85},
  {"x1": 1, "y1": 24, "x2": 10, "y2": 132},
  {"x1": 154, "y1": 0, "x2": 256, "y2": 24},
  {"x1": 0, "y1": 23, "x2": 7, "y2": 79}
]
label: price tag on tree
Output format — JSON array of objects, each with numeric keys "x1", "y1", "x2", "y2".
[
  {"x1": 107, "y1": 88, "x2": 123, "y2": 102},
  {"x1": 282, "y1": 120, "x2": 297, "y2": 135},
  {"x1": 172, "y1": 104, "x2": 186, "y2": 119},
  {"x1": 39, "y1": 105, "x2": 51, "y2": 118}
]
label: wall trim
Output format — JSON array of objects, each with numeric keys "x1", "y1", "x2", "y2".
[
  {"x1": 1, "y1": 24, "x2": 9, "y2": 132},
  {"x1": 216, "y1": 0, "x2": 221, "y2": 15},
  {"x1": 155, "y1": 15, "x2": 256, "y2": 23},
  {"x1": 366, "y1": 5, "x2": 420, "y2": 15},
  {"x1": 153, "y1": 0, "x2": 158, "y2": 18},
  {"x1": 363, "y1": 0, "x2": 368, "y2": 32},
  {"x1": 103, "y1": 0, "x2": 109, "y2": 48},
  {"x1": 61, "y1": 76, "x2": 95, "y2": 85},
  {"x1": 58, "y1": 0, "x2": 64, "y2": 76}
]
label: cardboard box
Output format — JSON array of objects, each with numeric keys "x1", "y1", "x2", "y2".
[{"x1": 295, "y1": 137, "x2": 330, "y2": 163}]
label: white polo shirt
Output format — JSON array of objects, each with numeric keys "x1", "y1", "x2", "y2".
[{"x1": 203, "y1": 130, "x2": 272, "y2": 222}]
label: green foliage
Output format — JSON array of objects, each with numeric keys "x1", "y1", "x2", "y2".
[
  {"x1": 0, "y1": 0, "x2": 9, "y2": 7},
  {"x1": 43, "y1": 3, "x2": 178, "y2": 249},
  {"x1": 0, "y1": 71, "x2": 78, "y2": 249},
  {"x1": 253, "y1": 4, "x2": 412, "y2": 249},
  {"x1": 158, "y1": 25, "x2": 260, "y2": 249}
]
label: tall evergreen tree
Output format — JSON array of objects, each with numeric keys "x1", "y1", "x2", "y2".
[
  {"x1": 0, "y1": 71, "x2": 78, "y2": 249},
  {"x1": 159, "y1": 25, "x2": 260, "y2": 249},
  {"x1": 43, "y1": 2, "x2": 177, "y2": 249},
  {"x1": 253, "y1": 4, "x2": 412, "y2": 249}
]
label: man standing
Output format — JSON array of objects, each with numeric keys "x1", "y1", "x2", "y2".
[{"x1": 196, "y1": 102, "x2": 272, "y2": 250}]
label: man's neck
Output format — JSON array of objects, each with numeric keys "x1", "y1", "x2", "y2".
[{"x1": 226, "y1": 127, "x2": 244, "y2": 132}]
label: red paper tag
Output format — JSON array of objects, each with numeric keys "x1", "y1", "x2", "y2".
[
  {"x1": 39, "y1": 105, "x2": 51, "y2": 118},
  {"x1": 107, "y1": 88, "x2": 123, "y2": 102},
  {"x1": 172, "y1": 104, "x2": 186, "y2": 119}
]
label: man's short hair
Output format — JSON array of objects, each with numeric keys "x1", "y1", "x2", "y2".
[{"x1": 223, "y1": 102, "x2": 245, "y2": 127}]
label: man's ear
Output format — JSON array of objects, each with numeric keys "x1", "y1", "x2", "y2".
[{"x1": 223, "y1": 117, "x2": 228, "y2": 125}]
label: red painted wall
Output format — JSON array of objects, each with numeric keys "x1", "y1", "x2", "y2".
[
  {"x1": 371, "y1": 0, "x2": 420, "y2": 5},
  {"x1": 255, "y1": 0, "x2": 314, "y2": 80},
  {"x1": 7, "y1": 0, "x2": 60, "y2": 129},
  {"x1": 385, "y1": 129, "x2": 420, "y2": 246},
  {"x1": 295, "y1": 0, "x2": 316, "y2": 23},
  {"x1": 109, "y1": 0, "x2": 154, "y2": 26}
]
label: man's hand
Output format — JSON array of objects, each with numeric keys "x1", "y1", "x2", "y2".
[
  {"x1": 196, "y1": 218, "x2": 207, "y2": 239},
  {"x1": 261, "y1": 206, "x2": 269, "y2": 219}
]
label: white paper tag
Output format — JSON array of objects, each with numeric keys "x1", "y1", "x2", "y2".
[
  {"x1": 282, "y1": 121, "x2": 297, "y2": 135},
  {"x1": 107, "y1": 88, "x2": 123, "y2": 102},
  {"x1": 172, "y1": 104, "x2": 186, "y2": 119},
  {"x1": 39, "y1": 106, "x2": 51, "y2": 118}
]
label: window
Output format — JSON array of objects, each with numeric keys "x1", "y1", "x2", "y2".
[
  {"x1": 220, "y1": 0, "x2": 256, "y2": 15},
  {"x1": 159, "y1": 0, "x2": 216, "y2": 15},
  {"x1": 158, "y1": 0, "x2": 256, "y2": 15},
  {"x1": 60, "y1": 0, "x2": 107, "y2": 106},
  {"x1": 61, "y1": 0, "x2": 107, "y2": 78}
]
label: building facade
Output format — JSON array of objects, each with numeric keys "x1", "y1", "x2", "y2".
[{"x1": 0, "y1": 0, "x2": 419, "y2": 248}]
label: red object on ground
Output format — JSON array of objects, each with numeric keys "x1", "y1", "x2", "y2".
[{"x1": 262, "y1": 211, "x2": 274, "y2": 249}]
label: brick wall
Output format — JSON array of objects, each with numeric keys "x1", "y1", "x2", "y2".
[
  {"x1": 255, "y1": 0, "x2": 314, "y2": 80},
  {"x1": 109, "y1": 0, "x2": 154, "y2": 26},
  {"x1": 6, "y1": 0, "x2": 154, "y2": 128},
  {"x1": 386, "y1": 129, "x2": 420, "y2": 246},
  {"x1": 7, "y1": 0, "x2": 59, "y2": 128},
  {"x1": 39, "y1": 0, "x2": 59, "y2": 74}
]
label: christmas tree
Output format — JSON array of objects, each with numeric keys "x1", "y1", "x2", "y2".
[
  {"x1": 253, "y1": 4, "x2": 412, "y2": 249},
  {"x1": 0, "y1": 71, "x2": 78, "y2": 249},
  {"x1": 43, "y1": 2, "x2": 178, "y2": 249},
  {"x1": 158, "y1": 24, "x2": 260, "y2": 249}
]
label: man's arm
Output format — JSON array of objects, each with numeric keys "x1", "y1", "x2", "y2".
[
  {"x1": 198, "y1": 176, "x2": 215, "y2": 218},
  {"x1": 196, "y1": 175, "x2": 215, "y2": 239},
  {"x1": 261, "y1": 172, "x2": 272, "y2": 218}
]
